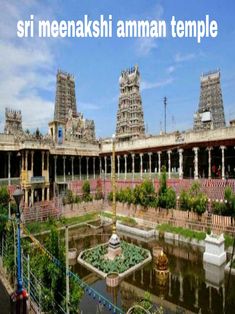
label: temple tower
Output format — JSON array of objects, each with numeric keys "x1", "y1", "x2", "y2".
[
  {"x1": 4, "y1": 108, "x2": 23, "y2": 135},
  {"x1": 194, "y1": 70, "x2": 225, "y2": 131},
  {"x1": 54, "y1": 70, "x2": 77, "y2": 122},
  {"x1": 116, "y1": 65, "x2": 145, "y2": 141}
]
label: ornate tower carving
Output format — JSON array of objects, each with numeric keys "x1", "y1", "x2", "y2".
[
  {"x1": 54, "y1": 70, "x2": 77, "y2": 122},
  {"x1": 116, "y1": 65, "x2": 145, "y2": 141},
  {"x1": 4, "y1": 108, "x2": 23, "y2": 135},
  {"x1": 194, "y1": 70, "x2": 225, "y2": 131},
  {"x1": 51, "y1": 70, "x2": 96, "y2": 142}
]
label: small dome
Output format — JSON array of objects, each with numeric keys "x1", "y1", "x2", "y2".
[{"x1": 109, "y1": 233, "x2": 120, "y2": 246}]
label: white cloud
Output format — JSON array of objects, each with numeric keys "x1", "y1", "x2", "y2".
[
  {"x1": 135, "y1": 3, "x2": 164, "y2": 56},
  {"x1": 141, "y1": 77, "x2": 173, "y2": 91},
  {"x1": 175, "y1": 52, "x2": 195, "y2": 63},
  {"x1": 166, "y1": 66, "x2": 176, "y2": 74},
  {"x1": 0, "y1": 0, "x2": 57, "y2": 133},
  {"x1": 136, "y1": 38, "x2": 158, "y2": 56}
]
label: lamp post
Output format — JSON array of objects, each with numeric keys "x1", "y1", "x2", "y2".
[{"x1": 11, "y1": 186, "x2": 28, "y2": 314}]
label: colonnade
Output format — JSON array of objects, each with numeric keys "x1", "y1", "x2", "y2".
[
  {"x1": 102, "y1": 145, "x2": 230, "y2": 180},
  {"x1": 53, "y1": 145, "x2": 233, "y2": 182},
  {"x1": 21, "y1": 150, "x2": 50, "y2": 206}
]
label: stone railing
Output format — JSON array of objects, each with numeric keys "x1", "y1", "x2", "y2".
[{"x1": 30, "y1": 176, "x2": 45, "y2": 183}]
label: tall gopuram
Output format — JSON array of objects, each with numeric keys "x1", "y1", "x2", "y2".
[
  {"x1": 116, "y1": 65, "x2": 145, "y2": 141},
  {"x1": 4, "y1": 108, "x2": 23, "y2": 135},
  {"x1": 54, "y1": 70, "x2": 77, "y2": 122},
  {"x1": 49, "y1": 70, "x2": 96, "y2": 143},
  {"x1": 194, "y1": 70, "x2": 226, "y2": 131}
]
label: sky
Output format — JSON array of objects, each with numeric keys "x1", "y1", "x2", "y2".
[{"x1": 0, "y1": 0, "x2": 235, "y2": 138}]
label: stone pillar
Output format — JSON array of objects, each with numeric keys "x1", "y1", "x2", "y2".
[
  {"x1": 31, "y1": 189, "x2": 34, "y2": 205},
  {"x1": 148, "y1": 152, "x2": 152, "y2": 177},
  {"x1": 104, "y1": 156, "x2": 107, "y2": 179},
  {"x1": 71, "y1": 157, "x2": 74, "y2": 181},
  {"x1": 25, "y1": 189, "x2": 29, "y2": 207},
  {"x1": 63, "y1": 156, "x2": 66, "y2": 182},
  {"x1": 124, "y1": 154, "x2": 127, "y2": 180},
  {"x1": 93, "y1": 157, "x2": 96, "y2": 179},
  {"x1": 7, "y1": 152, "x2": 11, "y2": 185},
  {"x1": 167, "y1": 150, "x2": 172, "y2": 179},
  {"x1": 178, "y1": 149, "x2": 183, "y2": 179},
  {"x1": 86, "y1": 156, "x2": 89, "y2": 180},
  {"x1": 158, "y1": 151, "x2": 161, "y2": 175},
  {"x1": 99, "y1": 157, "x2": 102, "y2": 178},
  {"x1": 47, "y1": 187, "x2": 50, "y2": 201},
  {"x1": 46, "y1": 152, "x2": 49, "y2": 180},
  {"x1": 140, "y1": 153, "x2": 143, "y2": 179},
  {"x1": 193, "y1": 147, "x2": 199, "y2": 180},
  {"x1": 41, "y1": 151, "x2": 45, "y2": 173},
  {"x1": 25, "y1": 150, "x2": 28, "y2": 172},
  {"x1": 207, "y1": 147, "x2": 213, "y2": 179},
  {"x1": 220, "y1": 146, "x2": 226, "y2": 180},
  {"x1": 22, "y1": 151, "x2": 25, "y2": 171},
  {"x1": 117, "y1": 155, "x2": 120, "y2": 179},
  {"x1": 132, "y1": 154, "x2": 135, "y2": 180},
  {"x1": 79, "y1": 156, "x2": 82, "y2": 180},
  {"x1": 31, "y1": 151, "x2": 34, "y2": 177},
  {"x1": 54, "y1": 156, "x2": 57, "y2": 182},
  {"x1": 42, "y1": 188, "x2": 45, "y2": 201}
]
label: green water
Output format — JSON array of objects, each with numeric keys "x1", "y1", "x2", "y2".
[{"x1": 68, "y1": 225, "x2": 235, "y2": 314}]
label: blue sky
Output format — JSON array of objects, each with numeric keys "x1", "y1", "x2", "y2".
[{"x1": 0, "y1": 0, "x2": 235, "y2": 137}]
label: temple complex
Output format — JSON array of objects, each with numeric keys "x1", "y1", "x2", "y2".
[{"x1": 0, "y1": 67, "x2": 235, "y2": 206}]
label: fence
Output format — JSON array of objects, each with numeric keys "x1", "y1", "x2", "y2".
[
  {"x1": 0, "y1": 233, "x2": 67, "y2": 314},
  {"x1": 22, "y1": 199, "x2": 62, "y2": 223},
  {"x1": 106, "y1": 201, "x2": 235, "y2": 236}
]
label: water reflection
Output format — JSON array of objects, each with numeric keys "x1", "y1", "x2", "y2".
[{"x1": 68, "y1": 225, "x2": 235, "y2": 314}]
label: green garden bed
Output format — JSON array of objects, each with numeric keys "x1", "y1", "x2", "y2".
[
  {"x1": 26, "y1": 212, "x2": 98, "y2": 234},
  {"x1": 81, "y1": 241, "x2": 149, "y2": 274}
]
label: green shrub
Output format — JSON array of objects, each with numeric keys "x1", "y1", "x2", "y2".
[
  {"x1": 0, "y1": 187, "x2": 10, "y2": 235},
  {"x1": 178, "y1": 182, "x2": 207, "y2": 215},
  {"x1": 165, "y1": 187, "x2": 176, "y2": 209},
  {"x1": 179, "y1": 189, "x2": 190, "y2": 211},
  {"x1": 0, "y1": 186, "x2": 10, "y2": 206},
  {"x1": 159, "y1": 165, "x2": 167, "y2": 195},
  {"x1": 82, "y1": 180, "x2": 93, "y2": 202},
  {"x1": 224, "y1": 186, "x2": 235, "y2": 216},
  {"x1": 82, "y1": 193, "x2": 93, "y2": 202},
  {"x1": 82, "y1": 180, "x2": 90, "y2": 195},
  {"x1": 158, "y1": 167, "x2": 176, "y2": 209},
  {"x1": 74, "y1": 195, "x2": 81, "y2": 203},
  {"x1": 136, "y1": 180, "x2": 157, "y2": 208},
  {"x1": 121, "y1": 216, "x2": 137, "y2": 227}
]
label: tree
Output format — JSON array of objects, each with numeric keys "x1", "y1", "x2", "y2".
[
  {"x1": 158, "y1": 167, "x2": 176, "y2": 209},
  {"x1": 0, "y1": 186, "x2": 10, "y2": 235},
  {"x1": 82, "y1": 180, "x2": 92, "y2": 202},
  {"x1": 179, "y1": 182, "x2": 207, "y2": 216}
]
